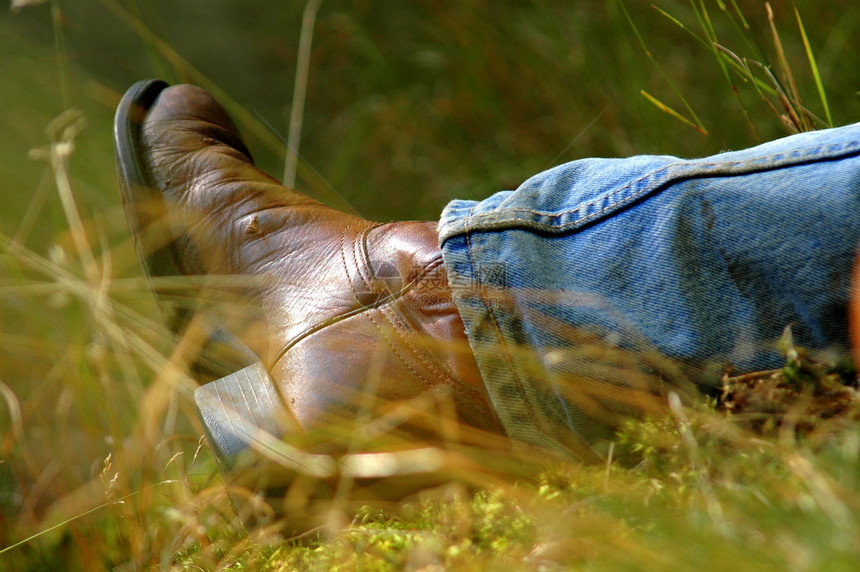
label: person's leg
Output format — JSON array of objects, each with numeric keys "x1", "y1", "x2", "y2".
[
  {"x1": 440, "y1": 126, "x2": 860, "y2": 457},
  {"x1": 117, "y1": 80, "x2": 860, "y2": 463}
]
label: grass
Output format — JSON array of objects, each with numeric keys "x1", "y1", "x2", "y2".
[{"x1": 1, "y1": 0, "x2": 860, "y2": 569}]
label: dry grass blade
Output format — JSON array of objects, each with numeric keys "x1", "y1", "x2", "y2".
[{"x1": 766, "y1": 2, "x2": 807, "y2": 131}]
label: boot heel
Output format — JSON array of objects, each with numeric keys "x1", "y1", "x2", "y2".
[{"x1": 194, "y1": 361, "x2": 336, "y2": 529}]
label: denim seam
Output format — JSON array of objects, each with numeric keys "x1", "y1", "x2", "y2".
[
  {"x1": 455, "y1": 140, "x2": 860, "y2": 233},
  {"x1": 464, "y1": 231, "x2": 600, "y2": 453},
  {"x1": 464, "y1": 224, "x2": 542, "y2": 430}
]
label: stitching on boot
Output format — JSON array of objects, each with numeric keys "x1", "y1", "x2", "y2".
[
  {"x1": 374, "y1": 299, "x2": 502, "y2": 429},
  {"x1": 271, "y1": 252, "x2": 449, "y2": 368},
  {"x1": 361, "y1": 307, "x2": 434, "y2": 388}
]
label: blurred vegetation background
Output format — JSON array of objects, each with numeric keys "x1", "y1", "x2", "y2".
[{"x1": 1, "y1": 0, "x2": 859, "y2": 569}]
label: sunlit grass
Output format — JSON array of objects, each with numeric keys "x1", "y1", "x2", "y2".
[{"x1": 2, "y1": 1, "x2": 859, "y2": 570}]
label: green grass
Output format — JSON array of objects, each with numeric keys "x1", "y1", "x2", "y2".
[{"x1": 2, "y1": 1, "x2": 860, "y2": 569}]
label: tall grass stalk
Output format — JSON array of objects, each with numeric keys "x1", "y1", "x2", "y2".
[
  {"x1": 618, "y1": 0, "x2": 710, "y2": 137},
  {"x1": 794, "y1": 5, "x2": 832, "y2": 127},
  {"x1": 284, "y1": 0, "x2": 323, "y2": 189}
]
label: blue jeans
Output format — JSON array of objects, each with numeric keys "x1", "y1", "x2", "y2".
[{"x1": 438, "y1": 124, "x2": 860, "y2": 460}]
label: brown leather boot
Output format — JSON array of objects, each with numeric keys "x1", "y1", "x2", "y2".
[{"x1": 116, "y1": 80, "x2": 506, "y2": 450}]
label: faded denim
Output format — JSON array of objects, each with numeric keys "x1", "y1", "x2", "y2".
[{"x1": 438, "y1": 124, "x2": 860, "y2": 460}]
